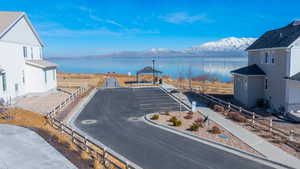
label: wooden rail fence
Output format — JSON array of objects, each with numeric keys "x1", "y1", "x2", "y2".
[
  {"x1": 181, "y1": 87, "x2": 300, "y2": 152},
  {"x1": 47, "y1": 87, "x2": 137, "y2": 169}
]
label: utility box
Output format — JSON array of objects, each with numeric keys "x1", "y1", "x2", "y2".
[{"x1": 192, "y1": 101, "x2": 197, "y2": 112}]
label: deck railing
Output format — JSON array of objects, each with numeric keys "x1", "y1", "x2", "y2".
[{"x1": 47, "y1": 87, "x2": 137, "y2": 169}]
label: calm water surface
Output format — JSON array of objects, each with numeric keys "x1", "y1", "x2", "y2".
[{"x1": 49, "y1": 56, "x2": 247, "y2": 82}]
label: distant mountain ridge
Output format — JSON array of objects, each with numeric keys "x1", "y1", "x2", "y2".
[{"x1": 54, "y1": 37, "x2": 256, "y2": 59}]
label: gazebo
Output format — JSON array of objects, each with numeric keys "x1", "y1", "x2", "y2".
[{"x1": 136, "y1": 66, "x2": 162, "y2": 84}]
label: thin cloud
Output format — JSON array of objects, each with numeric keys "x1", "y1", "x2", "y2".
[
  {"x1": 40, "y1": 28, "x2": 121, "y2": 37},
  {"x1": 161, "y1": 12, "x2": 213, "y2": 24},
  {"x1": 36, "y1": 22, "x2": 158, "y2": 37},
  {"x1": 78, "y1": 6, "x2": 125, "y2": 28}
]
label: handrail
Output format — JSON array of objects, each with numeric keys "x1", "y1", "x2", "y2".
[{"x1": 46, "y1": 87, "x2": 136, "y2": 169}]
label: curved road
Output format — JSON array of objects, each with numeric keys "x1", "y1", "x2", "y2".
[{"x1": 74, "y1": 87, "x2": 274, "y2": 169}]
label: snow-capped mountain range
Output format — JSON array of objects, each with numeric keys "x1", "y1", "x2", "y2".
[
  {"x1": 88, "y1": 37, "x2": 256, "y2": 58},
  {"x1": 185, "y1": 37, "x2": 256, "y2": 53}
]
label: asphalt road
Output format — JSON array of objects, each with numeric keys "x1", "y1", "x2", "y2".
[{"x1": 74, "y1": 87, "x2": 274, "y2": 169}]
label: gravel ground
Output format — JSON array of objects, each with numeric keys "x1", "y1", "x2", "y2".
[
  {"x1": 153, "y1": 111, "x2": 263, "y2": 156},
  {"x1": 14, "y1": 89, "x2": 71, "y2": 114}
]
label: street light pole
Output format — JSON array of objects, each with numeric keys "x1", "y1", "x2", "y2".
[{"x1": 152, "y1": 59, "x2": 155, "y2": 84}]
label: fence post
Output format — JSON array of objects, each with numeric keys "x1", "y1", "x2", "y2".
[
  {"x1": 289, "y1": 130, "x2": 294, "y2": 141},
  {"x1": 228, "y1": 103, "x2": 231, "y2": 111},
  {"x1": 126, "y1": 161, "x2": 129, "y2": 169},
  {"x1": 269, "y1": 119, "x2": 273, "y2": 132},
  {"x1": 239, "y1": 107, "x2": 242, "y2": 113},
  {"x1": 60, "y1": 122, "x2": 64, "y2": 134},
  {"x1": 252, "y1": 112, "x2": 255, "y2": 126},
  {"x1": 71, "y1": 129, "x2": 75, "y2": 142},
  {"x1": 84, "y1": 136, "x2": 88, "y2": 151},
  {"x1": 103, "y1": 148, "x2": 107, "y2": 166}
]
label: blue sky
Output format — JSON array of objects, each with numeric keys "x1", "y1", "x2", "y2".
[{"x1": 1, "y1": 0, "x2": 299, "y2": 57}]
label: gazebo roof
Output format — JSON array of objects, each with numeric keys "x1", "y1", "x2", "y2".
[{"x1": 137, "y1": 66, "x2": 162, "y2": 74}]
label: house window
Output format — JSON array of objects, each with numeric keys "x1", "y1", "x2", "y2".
[
  {"x1": 52, "y1": 70, "x2": 56, "y2": 80},
  {"x1": 264, "y1": 52, "x2": 269, "y2": 64},
  {"x1": 22, "y1": 70, "x2": 25, "y2": 84},
  {"x1": 44, "y1": 70, "x2": 47, "y2": 84},
  {"x1": 39, "y1": 48, "x2": 42, "y2": 59},
  {"x1": 31, "y1": 47, "x2": 33, "y2": 59},
  {"x1": 265, "y1": 78, "x2": 268, "y2": 90},
  {"x1": 23, "y1": 46, "x2": 27, "y2": 58},
  {"x1": 1, "y1": 73, "x2": 7, "y2": 92},
  {"x1": 270, "y1": 54, "x2": 275, "y2": 64}
]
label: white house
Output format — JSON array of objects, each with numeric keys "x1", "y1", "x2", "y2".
[
  {"x1": 231, "y1": 21, "x2": 300, "y2": 120},
  {"x1": 0, "y1": 11, "x2": 57, "y2": 105}
]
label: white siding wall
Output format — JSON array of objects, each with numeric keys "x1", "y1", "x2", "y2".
[
  {"x1": 25, "y1": 65, "x2": 57, "y2": 93},
  {"x1": 0, "y1": 41, "x2": 26, "y2": 102},
  {"x1": 286, "y1": 80, "x2": 300, "y2": 112},
  {"x1": 290, "y1": 47, "x2": 300, "y2": 76}
]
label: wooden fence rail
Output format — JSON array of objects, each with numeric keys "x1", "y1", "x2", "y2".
[
  {"x1": 183, "y1": 87, "x2": 300, "y2": 152},
  {"x1": 46, "y1": 87, "x2": 136, "y2": 169}
]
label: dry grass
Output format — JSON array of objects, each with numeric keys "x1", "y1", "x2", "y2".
[
  {"x1": 0, "y1": 108, "x2": 103, "y2": 169},
  {"x1": 164, "y1": 78, "x2": 233, "y2": 95},
  {"x1": 57, "y1": 72, "x2": 106, "y2": 88}
]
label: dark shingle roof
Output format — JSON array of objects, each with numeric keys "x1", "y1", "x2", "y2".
[
  {"x1": 231, "y1": 64, "x2": 265, "y2": 76},
  {"x1": 137, "y1": 66, "x2": 162, "y2": 74},
  {"x1": 247, "y1": 21, "x2": 300, "y2": 50},
  {"x1": 291, "y1": 72, "x2": 300, "y2": 81}
]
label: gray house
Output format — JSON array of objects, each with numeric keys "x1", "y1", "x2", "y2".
[{"x1": 231, "y1": 21, "x2": 300, "y2": 114}]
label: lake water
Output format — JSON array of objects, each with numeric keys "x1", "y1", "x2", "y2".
[{"x1": 48, "y1": 56, "x2": 247, "y2": 82}]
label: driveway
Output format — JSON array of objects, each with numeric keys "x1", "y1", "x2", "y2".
[
  {"x1": 0, "y1": 124, "x2": 77, "y2": 169},
  {"x1": 74, "y1": 87, "x2": 274, "y2": 169}
]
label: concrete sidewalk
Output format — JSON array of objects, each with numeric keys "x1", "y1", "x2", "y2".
[
  {"x1": 161, "y1": 84, "x2": 300, "y2": 169},
  {"x1": 0, "y1": 124, "x2": 77, "y2": 169},
  {"x1": 196, "y1": 106, "x2": 300, "y2": 169}
]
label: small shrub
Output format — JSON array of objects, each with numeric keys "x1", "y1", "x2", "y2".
[
  {"x1": 210, "y1": 126, "x2": 221, "y2": 134},
  {"x1": 227, "y1": 112, "x2": 247, "y2": 123},
  {"x1": 184, "y1": 114, "x2": 193, "y2": 119},
  {"x1": 213, "y1": 105, "x2": 225, "y2": 112},
  {"x1": 169, "y1": 116, "x2": 177, "y2": 123},
  {"x1": 190, "y1": 123, "x2": 200, "y2": 131},
  {"x1": 68, "y1": 143, "x2": 78, "y2": 151},
  {"x1": 150, "y1": 114, "x2": 159, "y2": 120},
  {"x1": 173, "y1": 120, "x2": 182, "y2": 127},
  {"x1": 187, "y1": 111, "x2": 193, "y2": 115},
  {"x1": 93, "y1": 158, "x2": 102, "y2": 169},
  {"x1": 80, "y1": 151, "x2": 90, "y2": 160},
  {"x1": 195, "y1": 117, "x2": 204, "y2": 123}
]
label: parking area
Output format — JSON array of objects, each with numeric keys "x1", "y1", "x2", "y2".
[
  {"x1": 73, "y1": 87, "x2": 274, "y2": 169},
  {"x1": 133, "y1": 87, "x2": 188, "y2": 112}
]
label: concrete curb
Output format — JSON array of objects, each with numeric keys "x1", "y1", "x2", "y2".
[
  {"x1": 144, "y1": 114, "x2": 293, "y2": 169},
  {"x1": 67, "y1": 88, "x2": 142, "y2": 169}
]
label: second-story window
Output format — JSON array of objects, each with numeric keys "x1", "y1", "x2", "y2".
[
  {"x1": 1, "y1": 73, "x2": 7, "y2": 92},
  {"x1": 31, "y1": 47, "x2": 33, "y2": 59},
  {"x1": 264, "y1": 52, "x2": 269, "y2": 64},
  {"x1": 270, "y1": 54, "x2": 275, "y2": 64},
  {"x1": 23, "y1": 46, "x2": 27, "y2": 58}
]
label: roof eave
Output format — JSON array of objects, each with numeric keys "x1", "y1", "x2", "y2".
[
  {"x1": 231, "y1": 72, "x2": 265, "y2": 77},
  {"x1": 246, "y1": 47, "x2": 289, "y2": 52}
]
